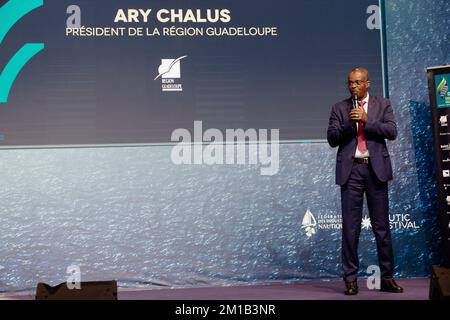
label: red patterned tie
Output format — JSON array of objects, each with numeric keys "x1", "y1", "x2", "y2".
[{"x1": 357, "y1": 100, "x2": 367, "y2": 153}]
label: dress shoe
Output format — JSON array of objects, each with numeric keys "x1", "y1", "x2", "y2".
[
  {"x1": 344, "y1": 281, "x2": 358, "y2": 295},
  {"x1": 380, "y1": 279, "x2": 403, "y2": 293}
]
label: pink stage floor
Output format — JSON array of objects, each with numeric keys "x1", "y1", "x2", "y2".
[{"x1": 0, "y1": 278, "x2": 430, "y2": 300}]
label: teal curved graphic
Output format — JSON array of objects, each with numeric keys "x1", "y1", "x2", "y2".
[
  {"x1": 0, "y1": 0, "x2": 43, "y2": 45},
  {"x1": 0, "y1": 43, "x2": 44, "y2": 103}
]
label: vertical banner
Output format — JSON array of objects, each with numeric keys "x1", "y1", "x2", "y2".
[{"x1": 427, "y1": 65, "x2": 450, "y2": 267}]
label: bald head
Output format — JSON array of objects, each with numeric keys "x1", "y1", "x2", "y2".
[
  {"x1": 348, "y1": 67, "x2": 371, "y2": 100},
  {"x1": 349, "y1": 67, "x2": 370, "y2": 81}
]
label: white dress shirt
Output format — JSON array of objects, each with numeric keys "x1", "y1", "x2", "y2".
[{"x1": 354, "y1": 93, "x2": 370, "y2": 158}]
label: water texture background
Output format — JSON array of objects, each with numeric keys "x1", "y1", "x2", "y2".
[{"x1": 0, "y1": 0, "x2": 449, "y2": 292}]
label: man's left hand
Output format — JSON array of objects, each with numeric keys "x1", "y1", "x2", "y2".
[{"x1": 350, "y1": 107, "x2": 368, "y2": 123}]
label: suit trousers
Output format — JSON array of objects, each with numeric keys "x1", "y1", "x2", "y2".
[{"x1": 340, "y1": 160, "x2": 394, "y2": 283}]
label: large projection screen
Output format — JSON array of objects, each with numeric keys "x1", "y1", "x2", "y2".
[{"x1": 0, "y1": 0, "x2": 384, "y2": 146}]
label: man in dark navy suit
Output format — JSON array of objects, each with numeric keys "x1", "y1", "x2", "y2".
[{"x1": 327, "y1": 67, "x2": 403, "y2": 295}]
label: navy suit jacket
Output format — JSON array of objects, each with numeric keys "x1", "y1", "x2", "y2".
[{"x1": 327, "y1": 95, "x2": 397, "y2": 185}]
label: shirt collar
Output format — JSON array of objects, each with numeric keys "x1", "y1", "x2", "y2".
[{"x1": 362, "y1": 93, "x2": 370, "y2": 105}]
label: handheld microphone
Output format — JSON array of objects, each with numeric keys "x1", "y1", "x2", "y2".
[{"x1": 353, "y1": 95, "x2": 358, "y2": 109}]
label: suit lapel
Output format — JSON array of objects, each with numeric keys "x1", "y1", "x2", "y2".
[
  {"x1": 367, "y1": 95, "x2": 376, "y2": 120},
  {"x1": 345, "y1": 98, "x2": 353, "y2": 113}
]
